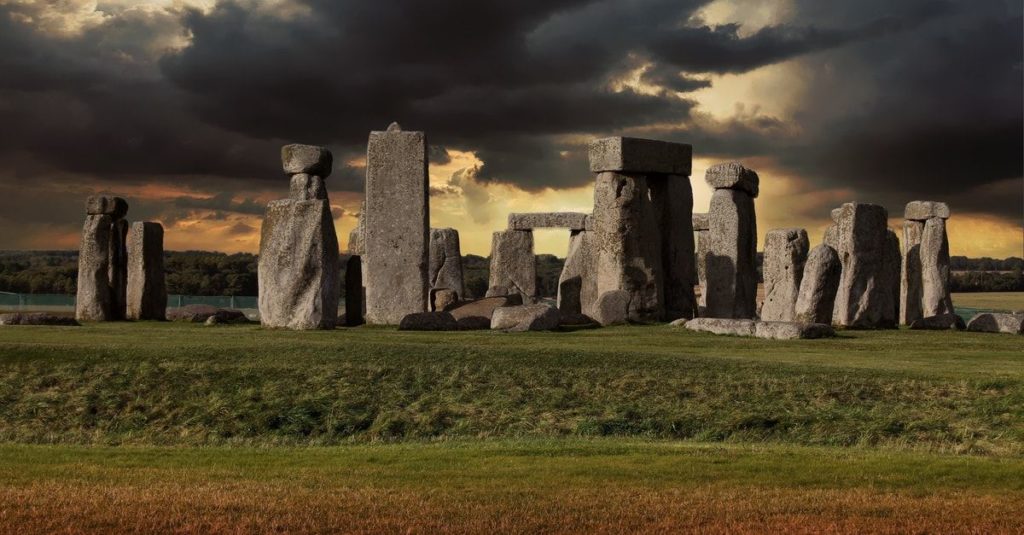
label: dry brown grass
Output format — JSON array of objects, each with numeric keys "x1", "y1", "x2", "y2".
[{"x1": 1, "y1": 481, "x2": 1021, "y2": 534}]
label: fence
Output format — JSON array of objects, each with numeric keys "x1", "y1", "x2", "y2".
[{"x1": 0, "y1": 292, "x2": 260, "y2": 313}]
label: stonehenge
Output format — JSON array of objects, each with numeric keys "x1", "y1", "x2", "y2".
[
  {"x1": 830, "y1": 202, "x2": 899, "y2": 329},
  {"x1": 704, "y1": 163, "x2": 758, "y2": 319},
  {"x1": 429, "y1": 228, "x2": 465, "y2": 299},
  {"x1": 258, "y1": 143, "x2": 339, "y2": 330},
  {"x1": 126, "y1": 222, "x2": 167, "y2": 321},
  {"x1": 344, "y1": 202, "x2": 366, "y2": 326},
  {"x1": 900, "y1": 201, "x2": 953, "y2": 324},
  {"x1": 692, "y1": 213, "x2": 710, "y2": 308},
  {"x1": 363, "y1": 123, "x2": 429, "y2": 325},
  {"x1": 794, "y1": 244, "x2": 842, "y2": 324},
  {"x1": 760, "y1": 228, "x2": 809, "y2": 321},
  {"x1": 76, "y1": 211, "x2": 114, "y2": 321},
  {"x1": 487, "y1": 229, "x2": 536, "y2": 303},
  {"x1": 558, "y1": 228, "x2": 598, "y2": 317}
]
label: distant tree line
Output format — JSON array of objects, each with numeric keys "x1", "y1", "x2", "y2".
[{"x1": 1, "y1": 250, "x2": 1021, "y2": 296}]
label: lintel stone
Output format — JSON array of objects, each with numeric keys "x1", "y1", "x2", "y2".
[
  {"x1": 508, "y1": 212, "x2": 590, "y2": 230},
  {"x1": 588, "y1": 137, "x2": 692, "y2": 175},
  {"x1": 904, "y1": 201, "x2": 950, "y2": 221},
  {"x1": 281, "y1": 144, "x2": 333, "y2": 178},
  {"x1": 704, "y1": 162, "x2": 759, "y2": 197}
]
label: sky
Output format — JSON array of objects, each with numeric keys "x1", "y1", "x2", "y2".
[{"x1": 0, "y1": 0, "x2": 1020, "y2": 258}]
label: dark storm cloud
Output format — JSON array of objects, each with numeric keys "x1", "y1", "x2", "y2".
[{"x1": 172, "y1": 192, "x2": 265, "y2": 215}]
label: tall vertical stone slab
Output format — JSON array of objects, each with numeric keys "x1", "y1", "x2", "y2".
[
  {"x1": 557, "y1": 229, "x2": 598, "y2": 316},
  {"x1": 486, "y1": 230, "x2": 536, "y2": 303},
  {"x1": 899, "y1": 220, "x2": 925, "y2": 325},
  {"x1": 650, "y1": 176, "x2": 698, "y2": 320},
  {"x1": 428, "y1": 228, "x2": 465, "y2": 297},
  {"x1": 831, "y1": 203, "x2": 897, "y2": 328},
  {"x1": 75, "y1": 214, "x2": 113, "y2": 321},
  {"x1": 761, "y1": 228, "x2": 810, "y2": 321},
  {"x1": 108, "y1": 218, "x2": 129, "y2": 320},
  {"x1": 126, "y1": 222, "x2": 166, "y2": 320},
  {"x1": 794, "y1": 244, "x2": 841, "y2": 324},
  {"x1": 364, "y1": 123, "x2": 429, "y2": 325},
  {"x1": 345, "y1": 255, "x2": 364, "y2": 326},
  {"x1": 704, "y1": 162, "x2": 759, "y2": 319},
  {"x1": 920, "y1": 217, "x2": 954, "y2": 317},
  {"x1": 693, "y1": 213, "x2": 710, "y2": 308}
]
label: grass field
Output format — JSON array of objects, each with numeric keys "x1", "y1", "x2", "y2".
[
  {"x1": 1, "y1": 322, "x2": 1022, "y2": 532},
  {"x1": 953, "y1": 291, "x2": 1024, "y2": 311}
]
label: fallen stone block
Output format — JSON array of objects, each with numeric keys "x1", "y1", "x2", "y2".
[
  {"x1": 281, "y1": 144, "x2": 333, "y2": 177},
  {"x1": 754, "y1": 321, "x2": 835, "y2": 340},
  {"x1": 0, "y1": 313, "x2": 80, "y2": 326},
  {"x1": 491, "y1": 304, "x2": 561, "y2": 332},
  {"x1": 904, "y1": 201, "x2": 950, "y2": 221},
  {"x1": 559, "y1": 313, "x2": 598, "y2": 328},
  {"x1": 398, "y1": 311, "x2": 458, "y2": 331},
  {"x1": 508, "y1": 212, "x2": 590, "y2": 230},
  {"x1": 966, "y1": 313, "x2": 1024, "y2": 335},
  {"x1": 668, "y1": 318, "x2": 688, "y2": 327},
  {"x1": 910, "y1": 313, "x2": 965, "y2": 331},
  {"x1": 593, "y1": 290, "x2": 631, "y2": 326},
  {"x1": 430, "y1": 288, "x2": 459, "y2": 312},
  {"x1": 684, "y1": 317, "x2": 756, "y2": 337},
  {"x1": 167, "y1": 304, "x2": 247, "y2": 323},
  {"x1": 588, "y1": 137, "x2": 692, "y2": 175},
  {"x1": 448, "y1": 295, "x2": 522, "y2": 330},
  {"x1": 704, "y1": 161, "x2": 759, "y2": 197}
]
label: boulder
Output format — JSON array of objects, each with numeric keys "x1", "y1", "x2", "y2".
[
  {"x1": 754, "y1": 321, "x2": 835, "y2": 340},
  {"x1": 448, "y1": 295, "x2": 522, "y2": 330},
  {"x1": 75, "y1": 214, "x2": 113, "y2": 322},
  {"x1": 508, "y1": 212, "x2": 590, "y2": 230},
  {"x1": 557, "y1": 229, "x2": 598, "y2": 317},
  {"x1": 85, "y1": 196, "x2": 128, "y2": 219},
  {"x1": 398, "y1": 311, "x2": 458, "y2": 331},
  {"x1": 966, "y1": 313, "x2": 1024, "y2": 335},
  {"x1": 430, "y1": 288, "x2": 459, "y2": 312},
  {"x1": 486, "y1": 230, "x2": 536, "y2": 303},
  {"x1": 559, "y1": 313, "x2": 598, "y2": 327},
  {"x1": 0, "y1": 313, "x2": 80, "y2": 326},
  {"x1": 491, "y1": 304, "x2": 561, "y2": 332},
  {"x1": 794, "y1": 245, "x2": 841, "y2": 324},
  {"x1": 760, "y1": 228, "x2": 809, "y2": 321},
  {"x1": 429, "y1": 228, "x2": 465, "y2": 297},
  {"x1": 588, "y1": 137, "x2": 692, "y2": 175},
  {"x1": 920, "y1": 217, "x2": 954, "y2": 317},
  {"x1": 703, "y1": 161, "x2": 759, "y2": 197},
  {"x1": 668, "y1": 318, "x2": 688, "y2": 327},
  {"x1": 289, "y1": 174, "x2": 327, "y2": 201},
  {"x1": 167, "y1": 304, "x2": 247, "y2": 323},
  {"x1": 684, "y1": 317, "x2": 756, "y2": 336},
  {"x1": 281, "y1": 144, "x2": 332, "y2": 178},
  {"x1": 705, "y1": 188, "x2": 758, "y2": 319},
  {"x1": 126, "y1": 222, "x2": 167, "y2": 321},
  {"x1": 904, "y1": 201, "x2": 950, "y2": 221},
  {"x1": 910, "y1": 313, "x2": 965, "y2": 331},
  {"x1": 593, "y1": 289, "x2": 631, "y2": 326}
]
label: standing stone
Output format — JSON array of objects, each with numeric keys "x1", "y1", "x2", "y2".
[
  {"x1": 920, "y1": 217, "x2": 954, "y2": 317},
  {"x1": 259, "y1": 199, "x2": 339, "y2": 329},
  {"x1": 899, "y1": 220, "x2": 925, "y2": 325},
  {"x1": 885, "y1": 229, "x2": 902, "y2": 321},
  {"x1": 289, "y1": 173, "x2": 327, "y2": 201},
  {"x1": 831, "y1": 203, "x2": 897, "y2": 328},
  {"x1": 75, "y1": 215, "x2": 113, "y2": 321},
  {"x1": 760, "y1": 228, "x2": 809, "y2": 321},
  {"x1": 364, "y1": 123, "x2": 429, "y2": 325},
  {"x1": 693, "y1": 213, "x2": 710, "y2": 308},
  {"x1": 705, "y1": 185, "x2": 758, "y2": 319},
  {"x1": 108, "y1": 218, "x2": 129, "y2": 320},
  {"x1": 487, "y1": 230, "x2": 536, "y2": 303},
  {"x1": 794, "y1": 244, "x2": 842, "y2": 324},
  {"x1": 345, "y1": 255, "x2": 364, "y2": 326},
  {"x1": 125, "y1": 222, "x2": 166, "y2": 320},
  {"x1": 651, "y1": 176, "x2": 698, "y2": 320},
  {"x1": 428, "y1": 228, "x2": 465, "y2": 297},
  {"x1": 557, "y1": 229, "x2": 598, "y2": 316}
]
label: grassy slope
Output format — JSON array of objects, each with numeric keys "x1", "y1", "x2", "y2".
[
  {"x1": 0, "y1": 322, "x2": 1021, "y2": 452},
  {"x1": 2, "y1": 440, "x2": 1023, "y2": 534},
  {"x1": 953, "y1": 291, "x2": 1024, "y2": 311}
]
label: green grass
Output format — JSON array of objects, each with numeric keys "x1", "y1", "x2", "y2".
[
  {"x1": 0, "y1": 322, "x2": 1021, "y2": 452},
  {"x1": 954, "y1": 291, "x2": 1024, "y2": 311}
]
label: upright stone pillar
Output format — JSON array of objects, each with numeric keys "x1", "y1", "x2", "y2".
[
  {"x1": 704, "y1": 162, "x2": 758, "y2": 319},
  {"x1": 76, "y1": 195, "x2": 129, "y2": 322},
  {"x1": 126, "y1": 222, "x2": 166, "y2": 320},
  {"x1": 558, "y1": 228, "x2": 598, "y2": 317},
  {"x1": 920, "y1": 216, "x2": 953, "y2": 317},
  {"x1": 429, "y1": 228, "x2": 465, "y2": 297},
  {"x1": 902, "y1": 201, "x2": 953, "y2": 321},
  {"x1": 487, "y1": 230, "x2": 536, "y2": 303},
  {"x1": 794, "y1": 244, "x2": 842, "y2": 324},
  {"x1": 344, "y1": 206, "x2": 366, "y2": 326},
  {"x1": 899, "y1": 219, "x2": 925, "y2": 325},
  {"x1": 831, "y1": 202, "x2": 897, "y2": 328},
  {"x1": 258, "y1": 144, "x2": 340, "y2": 330},
  {"x1": 761, "y1": 228, "x2": 809, "y2": 321},
  {"x1": 364, "y1": 123, "x2": 429, "y2": 325},
  {"x1": 108, "y1": 219, "x2": 129, "y2": 320},
  {"x1": 692, "y1": 213, "x2": 710, "y2": 308},
  {"x1": 588, "y1": 136, "x2": 694, "y2": 323}
]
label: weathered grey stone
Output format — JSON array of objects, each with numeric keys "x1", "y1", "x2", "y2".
[
  {"x1": 592, "y1": 172, "x2": 664, "y2": 321},
  {"x1": 822, "y1": 224, "x2": 839, "y2": 251},
  {"x1": 831, "y1": 203, "x2": 897, "y2": 329},
  {"x1": 794, "y1": 245, "x2": 841, "y2": 324},
  {"x1": 668, "y1": 318, "x2": 688, "y2": 327},
  {"x1": 704, "y1": 162, "x2": 759, "y2": 197},
  {"x1": 0, "y1": 313, "x2": 80, "y2": 326},
  {"x1": 167, "y1": 304, "x2": 246, "y2": 323},
  {"x1": 85, "y1": 196, "x2": 128, "y2": 219},
  {"x1": 754, "y1": 321, "x2": 836, "y2": 340},
  {"x1": 258, "y1": 199, "x2": 339, "y2": 329},
  {"x1": 289, "y1": 173, "x2": 327, "y2": 201},
  {"x1": 705, "y1": 188, "x2": 757, "y2": 319},
  {"x1": 904, "y1": 201, "x2": 950, "y2": 221},
  {"x1": 899, "y1": 220, "x2": 925, "y2": 325},
  {"x1": 692, "y1": 212, "x2": 709, "y2": 231},
  {"x1": 398, "y1": 311, "x2": 458, "y2": 331},
  {"x1": 593, "y1": 290, "x2": 631, "y2": 326},
  {"x1": 830, "y1": 208, "x2": 842, "y2": 222},
  {"x1": 486, "y1": 230, "x2": 536, "y2": 303},
  {"x1": 588, "y1": 137, "x2": 692, "y2": 175},
  {"x1": 75, "y1": 214, "x2": 113, "y2": 321},
  {"x1": 695, "y1": 229, "x2": 710, "y2": 307},
  {"x1": 557, "y1": 229, "x2": 598, "y2": 316},
  {"x1": 885, "y1": 229, "x2": 902, "y2": 323},
  {"x1": 364, "y1": 124, "x2": 429, "y2": 324},
  {"x1": 430, "y1": 288, "x2": 459, "y2": 312},
  {"x1": 966, "y1": 313, "x2": 1024, "y2": 334},
  {"x1": 108, "y1": 218, "x2": 129, "y2": 320},
  {"x1": 910, "y1": 313, "x2": 965, "y2": 331},
  {"x1": 560, "y1": 313, "x2": 599, "y2": 327},
  {"x1": 920, "y1": 217, "x2": 954, "y2": 317},
  {"x1": 651, "y1": 175, "x2": 698, "y2": 321},
  {"x1": 448, "y1": 295, "x2": 522, "y2": 330},
  {"x1": 491, "y1": 304, "x2": 561, "y2": 332},
  {"x1": 684, "y1": 317, "x2": 756, "y2": 336},
  {"x1": 281, "y1": 144, "x2": 332, "y2": 178},
  {"x1": 760, "y1": 228, "x2": 809, "y2": 321},
  {"x1": 348, "y1": 201, "x2": 366, "y2": 255},
  {"x1": 429, "y1": 228, "x2": 465, "y2": 297},
  {"x1": 508, "y1": 212, "x2": 590, "y2": 230},
  {"x1": 126, "y1": 222, "x2": 166, "y2": 321},
  {"x1": 345, "y1": 255, "x2": 364, "y2": 326}
]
